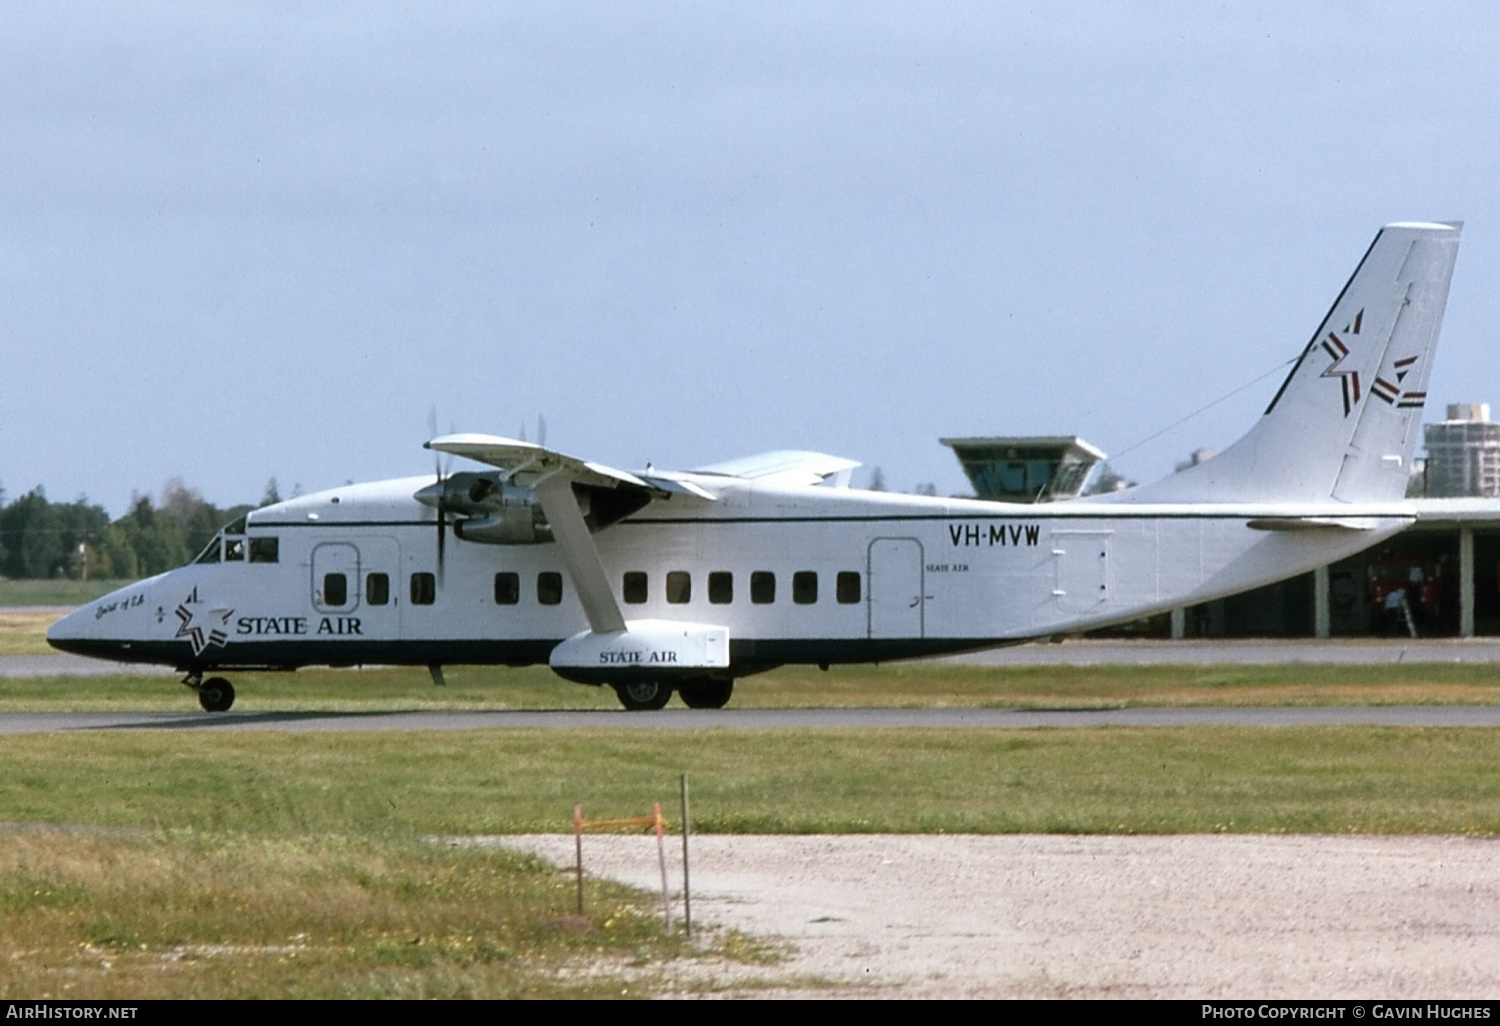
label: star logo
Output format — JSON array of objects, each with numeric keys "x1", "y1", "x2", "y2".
[
  {"x1": 1371, "y1": 354, "x2": 1425, "y2": 409},
  {"x1": 174, "y1": 590, "x2": 234, "y2": 657},
  {"x1": 1319, "y1": 330, "x2": 1361, "y2": 417}
]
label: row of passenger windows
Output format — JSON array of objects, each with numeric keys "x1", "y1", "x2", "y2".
[
  {"x1": 498, "y1": 570, "x2": 861, "y2": 606},
  {"x1": 323, "y1": 570, "x2": 862, "y2": 609}
]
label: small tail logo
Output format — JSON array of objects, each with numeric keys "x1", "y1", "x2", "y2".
[{"x1": 1319, "y1": 329, "x2": 1361, "y2": 417}]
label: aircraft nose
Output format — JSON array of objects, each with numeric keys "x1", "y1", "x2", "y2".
[{"x1": 45, "y1": 605, "x2": 92, "y2": 653}]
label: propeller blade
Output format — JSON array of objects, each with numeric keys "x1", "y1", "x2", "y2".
[{"x1": 436, "y1": 495, "x2": 446, "y2": 585}]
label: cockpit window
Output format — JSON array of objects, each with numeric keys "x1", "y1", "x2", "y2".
[
  {"x1": 194, "y1": 538, "x2": 221, "y2": 564},
  {"x1": 249, "y1": 537, "x2": 279, "y2": 563},
  {"x1": 224, "y1": 515, "x2": 248, "y2": 535},
  {"x1": 225, "y1": 537, "x2": 245, "y2": 562}
]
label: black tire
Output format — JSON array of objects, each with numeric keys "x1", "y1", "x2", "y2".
[
  {"x1": 198, "y1": 677, "x2": 235, "y2": 712},
  {"x1": 613, "y1": 681, "x2": 671, "y2": 711},
  {"x1": 678, "y1": 678, "x2": 733, "y2": 709}
]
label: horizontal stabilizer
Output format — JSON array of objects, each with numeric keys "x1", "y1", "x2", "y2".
[{"x1": 1245, "y1": 516, "x2": 1399, "y2": 532}]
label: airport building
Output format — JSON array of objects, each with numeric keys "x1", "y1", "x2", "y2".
[{"x1": 947, "y1": 409, "x2": 1500, "y2": 639}]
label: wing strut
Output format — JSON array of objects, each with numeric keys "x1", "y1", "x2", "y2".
[{"x1": 532, "y1": 474, "x2": 627, "y2": 634}]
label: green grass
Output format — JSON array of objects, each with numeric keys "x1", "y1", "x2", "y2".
[
  {"x1": 0, "y1": 829, "x2": 698, "y2": 999},
  {"x1": 1, "y1": 726, "x2": 1498, "y2": 836},
  {"x1": 0, "y1": 721, "x2": 1497, "y2": 995},
  {"x1": 0, "y1": 579, "x2": 137, "y2": 607},
  {"x1": 10, "y1": 660, "x2": 1500, "y2": 712}
]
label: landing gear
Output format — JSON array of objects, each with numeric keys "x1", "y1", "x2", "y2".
[
  {"x1": 183, "y1": 672, "x2": 236, "y2": 712},
  {"x1": 612, "y1": 681, "x2": 671, "y2": 711},
  {"x1": 678, "y1": 678, "x2": 734, "y2": 709}
]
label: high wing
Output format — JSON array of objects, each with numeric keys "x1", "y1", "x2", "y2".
[
  {"x1": 693, "y1": 450, "x2": 861, "y2": 488},
  {"x1": 427, "y1": 433, "x2": 723, "y2": 635},
  {"x1": 425, "y1": 433, "x2": 716, "y2": 499}
]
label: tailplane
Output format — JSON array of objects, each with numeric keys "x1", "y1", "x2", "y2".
[{"x1": 1106, "y1": 221, "x2": 1461, "y2": 504}]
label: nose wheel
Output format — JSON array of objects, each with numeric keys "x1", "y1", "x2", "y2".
[{"x1": 183, "y1": 672, "x2": 236, "y2": 712}]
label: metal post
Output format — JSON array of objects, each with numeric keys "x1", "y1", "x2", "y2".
[
  {"x1": 1314, "y1": 565, "x2": 1331, "y2": 639},
  {"x1": 1461, "y1": 526, "x2": 1476, "y2": 638},
  {"x1": 573, "y1": 803, "x2": 584, "y2": 918},
  {"x1": 1170, "y1": 607, "x2": 1186, "y2": 640},
  {"x1": 653, "y1": 803, "x2": 672, "y2": 933},
  {"x1": 680, "y1": 773, "x2": 692, "y2": 937}
]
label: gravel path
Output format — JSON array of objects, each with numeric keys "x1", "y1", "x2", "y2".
[{"x1": 500, "y1": 834, "x2": 1500, "y2": 998}]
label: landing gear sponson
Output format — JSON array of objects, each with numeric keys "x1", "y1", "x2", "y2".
[{"x1": 183, "y1": 671, "x2": 236, "y2": 712}]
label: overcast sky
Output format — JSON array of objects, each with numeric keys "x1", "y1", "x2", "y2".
[{"x1": 3, "y1": 2, "x2": 1498, "y2": 516}]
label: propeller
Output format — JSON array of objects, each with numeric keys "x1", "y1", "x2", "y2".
[{"x1": 427, "y1": 407, "x2": 453, "y2": 584}]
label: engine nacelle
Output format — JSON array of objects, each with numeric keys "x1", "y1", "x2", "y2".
[
  {"x1": 548, "y1": 620, "x2": 731, "y2": 685},
  {"x1": 452, "y1": 507, "x2": 553, "y2": 545}
]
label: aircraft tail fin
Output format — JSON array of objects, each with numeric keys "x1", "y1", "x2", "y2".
[{"x1": 1108, "y1": 221, "x2": 1461, "y2": 505}]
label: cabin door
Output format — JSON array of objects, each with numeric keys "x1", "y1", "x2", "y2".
[
  {"x1": 868, "y1": 537, "x2": 925, "y2": 638},
  {"x1": 309, "y1": 538, "x2": 401, "y2": 640}
]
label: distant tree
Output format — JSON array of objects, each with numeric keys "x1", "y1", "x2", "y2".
[
  {"x1": 110, "y1": 496, "x2": 190, "y2": 577},
  {"x1": 913, "y1": 482, "x2": 938, "y2": 496},
  {"x1": 868, "y1": 467, "x2": 887, "y2": 492},
  {"x1": 0, "y1": 488, "x2": 110, "y2": 579},
  {"x1": 261, "y1": 477, "x2": 282, "y2": 506}
]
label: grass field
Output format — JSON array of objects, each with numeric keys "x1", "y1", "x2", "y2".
[
  {"x1": 3, "y1": 726, "x2": 1499, "y2": 837},
  {"x1": 9, "y1": 659, "x2": 1500, "y2": 712},
  {"x1": 0, "y1": 580, "x2": 136, "y2": 608},
  {"x1": 9, "y1": 605, "x2": 1500, "y2": 996},
  {"x1": 0, "y1": 719, "x2": 1497, "y2": 996},
  {"x1": 0, "y1": 830, "x2": 707, "y2": 999}
]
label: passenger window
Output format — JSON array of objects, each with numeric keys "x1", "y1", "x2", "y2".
[
  {"x1": 538, "y1": 571, "x2": 563, "y2": 606},
  {"x1": 708, "y1": 572, "x2": 733, "y2": 604},
  {"x1": 249, "y1": 537, "x2": 279, "y2": 563},
  {"x1": 410, "y1": 572, "x2": 436, "y2": 606},
  {"x1": 324, "y1": 573, "x2": 347, "y2": 606},
  {"x1": 225, "y1": 537, "x2": 245, "y2": 562},
  {"x1": 623, "y1": 572, "x2": 648, "y2": 604},
  {"x1": 793, "y1": 571, "x2": 818, "y2": 604},
  {"x1": 837, "y1": 571, "x2": 861, "y2": 604},
  {"x1": 367, "y1": 572, "x2": 389, "y2": 606},
  {"x1": 494, "y1": 572, "x2": 520, "y2": 605},
  {"x1": 751, "y1": 571, "x2": 776, "y2": 604},
  {"x1": 666, "y1": 571, "x2": 691, "y2": 604}
]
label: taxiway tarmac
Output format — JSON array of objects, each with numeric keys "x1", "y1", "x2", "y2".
[
  {"x1": 3, "y1": 705, "x2": 1500, "y2": 733},
  {"x1": 8, "y1": 636, "x2": 1500, "y2": 678}
]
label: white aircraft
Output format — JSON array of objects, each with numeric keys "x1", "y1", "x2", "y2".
[{"x1": 48, "y1": 221, "x2": 1462, "y2": 712}]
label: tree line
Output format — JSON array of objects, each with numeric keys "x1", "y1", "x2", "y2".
[{"x1": 0, "y1": 479, "x2": 280, "y2": 581}]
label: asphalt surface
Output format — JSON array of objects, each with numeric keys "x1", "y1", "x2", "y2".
[
  {"x1": 3, "y1": 705, "x2": 1500, "y2": 733},
  {"x1": 9, "y1": 636, "x2": 1500, "y2": 679}
]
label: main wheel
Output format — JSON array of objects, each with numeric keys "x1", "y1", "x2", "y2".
[
  {"x1": 198, "y1": 677, "x2": 235, "y2": 712},
  {"x1": 613, "y1": 681, "x2": 671, "y2": 711},
  {"x1": 678, "y1": 678, "x2": 733, "y2": 709}
]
